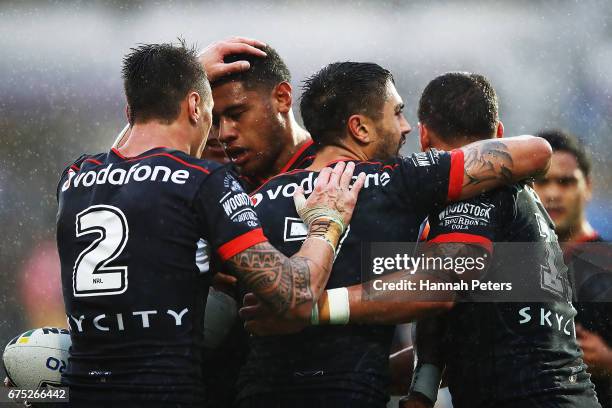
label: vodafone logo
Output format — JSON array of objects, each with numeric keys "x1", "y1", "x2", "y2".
[
  {"x1": 251, "y1": 193, "x2": 263, "y2": 207},
  {"x1": 250, "y1": 171, "x2": 391, "y2": 206},
  {"x1": 61, "y1": 163, "x2": 189, "y2": 192}
]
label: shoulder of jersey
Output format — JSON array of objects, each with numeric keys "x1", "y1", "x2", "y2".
[{"x1": 142, "y1": 149, "x2": 225, "y2": 175}]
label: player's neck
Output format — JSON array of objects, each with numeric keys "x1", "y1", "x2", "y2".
[
  {"x1": 118, "y1": 121, "x2": 195, "y2": 157},
  {"x1": 265, "y1": 120, "x2": 311, "y2": 178},
  {"x1": 561, "y1": 218, "x2": 596, "y2": 243},
  {"x1": 309, "y1": 143, "x2": 367, "y2": 170}
]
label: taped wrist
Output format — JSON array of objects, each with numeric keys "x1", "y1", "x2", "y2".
[
  {"x1": 311, "y1": 287, "x2": 350, "y2": 325},
  {"x1": 306, "y1": 218, "x2": 344, "y2": 253},
  {"x1": 297, "y1": 204, "x2": 346, "y2": 234}
]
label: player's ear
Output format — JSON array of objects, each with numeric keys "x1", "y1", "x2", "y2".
[
  {"x1": 585, "y1": 175, "x2": 593, "y2": 202},
  {"x1": 347, "y1": 114, "x2": 370, "y2": 144},
  {"x1": 272, "y1": 82, "x2": 292, "y2": 114},
  {"x1": 496, "y1": 121, "x2": 504, "y2": 138},
  {"x1": 419, "y1": 122, "x2": 431, "y2": 151},
  {"x1": 188, "y1": 91, "x2": 201, "y2": 125}
]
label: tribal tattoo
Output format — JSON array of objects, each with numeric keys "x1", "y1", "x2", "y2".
[
  {"x1": 462, "y1": 140, "x2": 514, "y2": 186},
  {"x1": 227, "y1": 243, "x2": 312, "y2": 314}
]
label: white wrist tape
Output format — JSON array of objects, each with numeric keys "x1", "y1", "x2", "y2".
[
  {"x1": 327, "y1": 287, "x2": 350, "y2": 325},
  {"x1": 410, "y1": 363, "x2": 442, "y2": 404}
]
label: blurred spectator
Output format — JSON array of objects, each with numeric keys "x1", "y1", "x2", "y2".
[
  {"x1": 18, "y1": 240, "x2": 65, "y2": 329},
  {"x1": 534, "y1": 129, "x2": 612, "y2": 408}
]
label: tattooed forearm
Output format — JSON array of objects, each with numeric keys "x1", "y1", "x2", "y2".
[
  {"x1": 226, "y1": 243, "x2": 313, "y2": 314},
  {"x1": 463, "y1": 140, "x2": 514, "y2": 186}
]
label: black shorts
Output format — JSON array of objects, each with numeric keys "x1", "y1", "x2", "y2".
[
  {"x1": 479, "y1": 390, "x2": 601, "y2": 408},
  {"x1": 236, "y1": 392, "x2": 387, "y2": 408}
]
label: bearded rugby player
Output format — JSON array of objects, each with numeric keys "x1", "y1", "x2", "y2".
[{"x1": 236, "y1": 62, "x2": 552, "y2": 408}]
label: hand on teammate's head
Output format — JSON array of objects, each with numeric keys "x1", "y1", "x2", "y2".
[{"x1": 198, "y1": 37, "x2": 267, "y2": 83}]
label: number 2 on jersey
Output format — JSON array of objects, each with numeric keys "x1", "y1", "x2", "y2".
[{"x1": 73, "y1": 205, "x2": 129, "y2": 297}]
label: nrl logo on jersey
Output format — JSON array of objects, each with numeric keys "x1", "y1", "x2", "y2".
[{"x1": 250, "y1": 171, "x2": 391, "y2": 208}]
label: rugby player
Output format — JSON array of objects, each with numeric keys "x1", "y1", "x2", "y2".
[
  {"x1": 534, "y1": 130, "x2": 611, "y2": 408},
  {"x1": 235, "y1": 63, "x2": 552, "y2": 408},
  {"x1": 203, "y1": 38, "x2": 318, "y2": 407},
  {"x1": 113, "y1": 37, "x2": 318, "y2": 407},
  {"x1": 394, "y1": 73, "x2": 601, "y2": 408},
  {"x1": 55, "y1": 41, "x2": 364, "y2": 407},
  {"x1": 211, "y1": 44, "x2": 315, "y2": 190}
]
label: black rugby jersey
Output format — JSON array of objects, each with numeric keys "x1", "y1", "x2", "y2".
[
  {"x1": 237, "y1": 150, "x2": 464, "y2": 403},
  {"x1": 203, "y1": 139, "x2": 317, "y2": 408},
  {"x1": 427, "y1": 184, "x2": 599, "y2": 408},
  {"x1": 56, "y1": 147, "x2": 267, "y2": 405}
]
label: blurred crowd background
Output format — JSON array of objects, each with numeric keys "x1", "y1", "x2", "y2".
[{"x1": 1, "y1": 0, "x2": 611, "y2": 375}]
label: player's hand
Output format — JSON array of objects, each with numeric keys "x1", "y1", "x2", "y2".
[
  {"x1": 240, "y1": 293, "x2": 308, "y2": 336},
  {"x1": 198, "y1": 37, "x2": 267, "y2": 83},
  {"x1": 294, "y1": 161, "x2": 366, "y2": 227},
  {"x1": 577, "y1": 324, "x2": 612, "y2": 375},
  {"x1": 3, "y1": 377, "x2": 15, "y2": 387},
  {"x1": 398, "y1": 393, "x2": 434, "y2": 408},
  {"x1": 211, "y1": 272, "x2": 237, "y2": 296}
]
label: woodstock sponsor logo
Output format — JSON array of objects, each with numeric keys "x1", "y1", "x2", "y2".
[
  {"x1": 438, "y1": 202, "x2": 494, "y2": 221},
  {"x1": 61, "y1": 163, "x2": 190, "y2": 191}
]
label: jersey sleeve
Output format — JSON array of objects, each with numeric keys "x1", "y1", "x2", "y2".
[
  {"x1": 396, "y1": 149, "x2": 464, "y2": 214},
  {"x1": 426, "y1": 189, "x2": 515, "y2": 253},
  {"x1": 194, "y1": 167, "x2": 268, "y2": 262}
]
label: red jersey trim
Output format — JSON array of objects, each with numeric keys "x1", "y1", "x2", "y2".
[
  {"x1": 574, "y1": 231, "x2": 600, "y2": 244},
  {"x1": 249, "y1": 168, "x2": 311, "y2": 195},
  {"x1": 85, "y1": 158, "x2": 102, "y2": 166},
  {"x1": 217, "y1": 228, "x2": 268, "y2": 261},
  {"x1": 419, "y1": 222, "x2": 431, "y2": 242},
  {"x1": 279, "y1": 139, "x2": 315, "y2": 173},
  {"x1": 428, "y1": 232, "x2": 493, "y2": 253},
  {"x1": 255, "y1": 140, "x2": 315, "y2": 187},
  {"x1": 447, "y1": 149, "x2": 464, "y2": 202},
  {"x1": 111, "y1": 148, "x2": 210, "y2": 174},
  {"x1": 294, "y1": 155, "x2": 316, "y2": 169}
]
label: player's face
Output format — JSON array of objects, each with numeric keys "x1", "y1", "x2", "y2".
[
  {"x1": 371, "y1": 82, "x2": 411, "y2": 159},
  {"x1": 212, "y1": 81, "x2": 285, "y2": 177},
  {"x1": 533, "y1": 151, "x2": 591, "y2": 236}
]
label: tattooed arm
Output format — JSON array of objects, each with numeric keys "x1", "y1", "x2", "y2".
[
  {"x1": 335, "y1": 242, "x2": 486, "y2": 325},
  {"x1": 226, "y1": 162, "x2": 365, "y2": 318},
  {"x1": 457, "y1": 135, "x2": 551, "y2": 200},
  {"x1": 240, "y1": 243, "x2": 486, "y2": 334}
]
